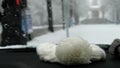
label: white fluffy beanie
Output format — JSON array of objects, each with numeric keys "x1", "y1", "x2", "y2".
[
  {"x1": 55, "y1": 37, "x2": 92, "y2": 65},
  {"x1": 36, "y1": 37, "x2": 106, "y2": 65}
]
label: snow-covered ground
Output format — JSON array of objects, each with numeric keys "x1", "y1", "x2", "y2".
[{"x1": 1, "y1": 24, "x2": 120, "y2": 49}]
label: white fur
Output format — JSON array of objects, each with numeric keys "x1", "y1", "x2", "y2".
[
  {"x1": 36, "y1": 43, "x2": 58, "y2": 62},
  {"x1": 36, "y1": 37, "x2": 106, "y2": 65},
  {"x1": 55, "y1": 37, "x2": 92, "y2": 65},
  {"x1": 90, "y1": 44, "x2": 106, "y2": 61}
]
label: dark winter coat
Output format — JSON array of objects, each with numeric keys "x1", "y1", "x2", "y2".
[
  {"x1": 2, "y1": 0, "x2": 27, "y2": 9},
  {"x1": 2, "y1": 0, "x2": 20, "y2": 9},
  {"x1": 0, "y1": 0, "x2": 27, "y2": 46}
]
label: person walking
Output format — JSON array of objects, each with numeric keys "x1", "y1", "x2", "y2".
[{"x1": 0, "y1": 0, "x2": 27, "y2": 46}]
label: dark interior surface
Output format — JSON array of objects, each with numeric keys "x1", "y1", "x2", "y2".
[{"x1": 0, "y1": 47, "x2": 120, "y2": 68}]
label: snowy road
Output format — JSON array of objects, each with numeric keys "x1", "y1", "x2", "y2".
[
  {"x1": 1, "y1": 24, "x2": 120, "y2": 49},
  {"x1": 27, "y1": 24, "x2": 120, "y2": 46}
]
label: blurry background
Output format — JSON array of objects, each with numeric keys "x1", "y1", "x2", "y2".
[
  {"x1": 0, "y1": 0, "x2": 120, "y2": 34},
  {"x1": 0, "y1": 0, "x2": 120, "y2": 46},
  {"x1": 28, "y1": 0, "x2": 120, "y2": 38},
  {"x1": 27, "y1": 0, "x2": 120, "y2": 26}
]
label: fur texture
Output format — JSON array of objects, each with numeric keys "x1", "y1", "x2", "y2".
[
  {"x1": 90, "y1": 44, "x2": 106, "y2": 61},
  {"x1": 36, "y1": 43, "x2": 58, "y2": 62},
  {"x1": 36, "y1": 37, "x2": 106, "y2": 65},
  {"x1": 55, "y1": 37, "x2": 92, "y2": 65}
]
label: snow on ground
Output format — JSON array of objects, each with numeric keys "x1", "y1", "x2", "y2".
[
  {"x1": 28, "y1": 24, "x2": 120, "y2": 47},
  {"x1": 1, "y1": 24, "x2": 120, "y2": 49},
  {"x1": 68, "y1": 24, "x2": 120, "y2": 44},
  {"x1": 0, "y1": 45, "x2": 28, "y2": 49},
  {"x1": 27, "y1": 29, "x2": 67, "y2": 47},
  {"x1": 32, "y1": 25, "x2": 63, "y2": 30}
]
